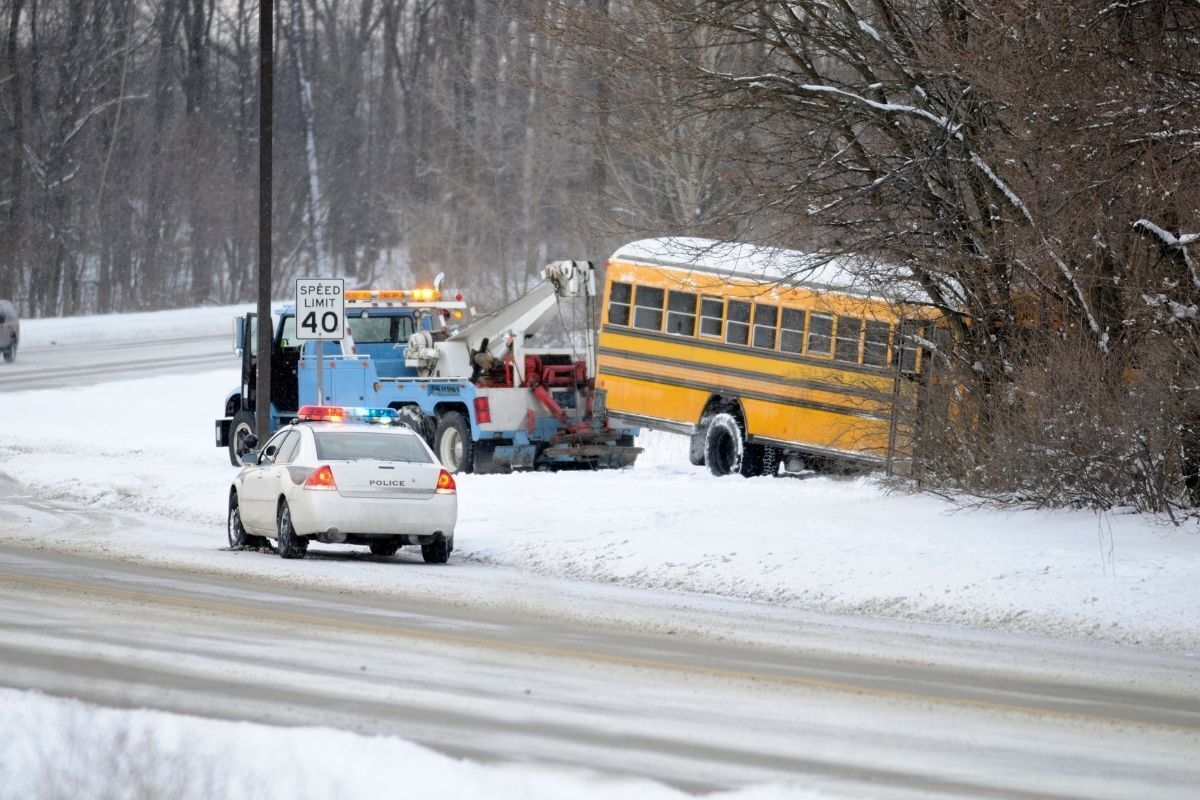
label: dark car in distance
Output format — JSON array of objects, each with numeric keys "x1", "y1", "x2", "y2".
[{"x1": 0, "y1": 299, "x2": 18, "y2": 363}]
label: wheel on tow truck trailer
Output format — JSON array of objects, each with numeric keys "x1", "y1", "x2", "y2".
[
  {"x1": 393, "y1": 405, "x2": 434, "y2": 446},
  {"x1": 228, "y1": 409, "x2": 257, "y2": 466},
  {"x1": 276, "y1": 499, "x2": 308, "y2": 559},
  {"x1": 704, "y1": 411, "x2": 779, "y2": 478},
  {"x1": 434, "y1": 411, "x2": 474, "y2": 474},
  {"x1": 227, "y1": 491, "x2": 266, "y2": 549}
]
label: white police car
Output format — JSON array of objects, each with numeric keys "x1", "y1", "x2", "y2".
[{"x1": 227, "y1": 406, "x2": 458, "y2": 562}]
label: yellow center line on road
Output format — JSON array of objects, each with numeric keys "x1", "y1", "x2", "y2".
[{"x1": 2, "y1": 568, "x2": 1195, "y2": 732}]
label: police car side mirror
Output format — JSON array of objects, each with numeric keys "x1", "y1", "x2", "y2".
[{"x1": 242, "y1": 452, "x2": 260, "y2": 466}]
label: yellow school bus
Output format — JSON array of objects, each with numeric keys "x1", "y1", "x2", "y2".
[{"x1": 596, "y1": 238, "x2": 946, "y2": 476}]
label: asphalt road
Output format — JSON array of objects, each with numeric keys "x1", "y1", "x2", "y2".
[
  {"x1": 0, "y1": 537, "x2": 1198, "y2": 799},
  {"x1": 0, "y1": 333, "x2": 231, "y2": 392}
]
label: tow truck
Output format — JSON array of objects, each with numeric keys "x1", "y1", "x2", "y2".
[{"x1": 215, "y1": 262, "x2": 641, "y2": 473}]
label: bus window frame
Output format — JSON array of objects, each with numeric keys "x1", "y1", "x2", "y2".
[
  {"x1": 725, "y1": 299, "x2": 751, "y2": 346},
  {"x1": 699, "y1": 296, "x2": 724, "y2": 339},
  {"x1": 778, "y1": 306, "x2": 806, "y2": 355},
  {"x1": 863, "y1": 319, "x2": 891, "y2": 368},
  {"x1": 752, "y1": 303, "x2": 779, "y2": 350},
  {"x1": 632, "y1": 285, "x2": 666, "y2": 332},
  {"x1": 806, "y1": 312, "x2": 834, "y2": 358},
  {"x1": 834, "y1": 316, "x2": 864, "y2": 365},
  {"x1": 607, "y1": 281, "x2": 632, "y2": 327},
  {"x1": 894, "y1": 320, "x2": 924, "y2": 374},
  {"x1": 666, "y1": 290, "x2": 699, "y2": 337}
]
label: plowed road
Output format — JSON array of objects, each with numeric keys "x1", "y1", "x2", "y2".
[
  {"x1": 0, "y1": 333, "x2": 229, "y2": 392},
  {"x1": 0, "y1": 538, "x2": 1198, "y2": 799}
]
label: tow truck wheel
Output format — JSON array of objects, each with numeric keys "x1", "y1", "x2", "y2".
[
  {"x1": 2, "y1": 337, "x2": 16, "y2": 363},
  {"x1": 276, "y1": 500, "x2": 308, "y2": 559},
  {"x1": 434, "y1": 412, "x2": 474, "y2": 474},
  {"x1": 229, "y1": 410, "x2": 256, "y2": 467},
  {"x1": 394, "y1": 405, "x2": 433, "y2": 446},
  {"x1": 227, "y1": 492, "x2": 266, "y2": 549}
]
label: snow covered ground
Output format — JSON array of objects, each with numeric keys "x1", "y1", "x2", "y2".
[
  {"x1": 0, "y1": 688, "x2": 817, "y2": 800},
  {"x1": 1, "y1": 306, "x2": 1199, "y2": 654}
]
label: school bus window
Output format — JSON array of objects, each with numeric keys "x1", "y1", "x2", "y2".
[
  {"x1": 779, "y1": 307, "x2": 805, "y2": 354},
  {"x1": 927, "y1": 326, "x2": 953, "y2": 372},
  {"x1": 666, "y1": 290, "x2": 698, "y2": 336},
  {"x1": 608, "y1": 282, "x2": 632, "y2": 326},
  {"x1": 633, "y1": 285, "x2": 665, "y2": 331},
  {"x1": 725, "y1": 300, "x2": 751, "y2": 345},
  {"x1": 863, "y1": 320, "x2": 890, "y2": 367},
  {"x1": 807, "y1": 313, "x2": 833, "y2": 355},
  {"x1": 894, "y1": 320, "x2": 923, "y2": 373},
  {"x1": 699, "y1": 297, "x2": 723, "y2": 337},
  {"x1": 753, "y1": 304, "x2": 778, "y2": 350},
  {"x1": 835, "y1": 316, "x2": 863, "y2": 364}
]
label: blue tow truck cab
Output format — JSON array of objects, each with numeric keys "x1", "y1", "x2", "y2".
[{"x1": 216, "y1": 280, "x2": 640, "y2": 473}]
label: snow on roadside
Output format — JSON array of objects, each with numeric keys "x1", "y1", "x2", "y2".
[
  {"x1": 0, "y1": 688, "x2": 819, "y2": 800},
  {"x1": 1, "y1": 307, "x2": 1199, "y2": 652}
]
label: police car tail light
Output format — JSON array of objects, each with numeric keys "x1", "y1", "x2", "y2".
[
  {"x1": 435, "y1": 469, "x2": 456, "y2": 494},
  {"x1": 304, "y1": 465, "x2": 337, "y2": 490},
  {"x1": 473, "y1": 397, "x2": 491, "y2": 424}
]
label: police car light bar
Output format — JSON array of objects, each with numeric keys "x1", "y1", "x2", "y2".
[{"x1": 296, "y1": 405, "x2": 399, "y2": 424}]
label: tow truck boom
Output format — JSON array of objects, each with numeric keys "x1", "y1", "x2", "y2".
[{"x1": 405, "y1": 261, "x2": 596, "y2": 379}]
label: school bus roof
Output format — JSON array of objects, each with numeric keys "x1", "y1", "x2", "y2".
[{"x1": 609, "y1": 237, "x2": 934, "y2": 304}]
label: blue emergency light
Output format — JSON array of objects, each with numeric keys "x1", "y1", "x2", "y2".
[{"x1": 296, "y1": 405, "x2": 399, "y2": 424}]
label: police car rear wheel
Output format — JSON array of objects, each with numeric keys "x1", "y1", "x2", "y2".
[
  {"x1": 421, "y1": 538, "x2": 451, "y2": 564},
  {"x1": 369, "y1": 541, "x2": 400, "y2": 557},
  {"x1": 276, "y1": 500, "x2": 308, "y2": 559}
]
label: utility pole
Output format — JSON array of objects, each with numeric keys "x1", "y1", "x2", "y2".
[{"x1": 256, "y1": 0, "x2": 274, "y2": 444}]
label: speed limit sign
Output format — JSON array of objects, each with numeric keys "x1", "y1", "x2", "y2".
[{"x1": 295, "y1": 278, "x2": 345, "y2": 340}]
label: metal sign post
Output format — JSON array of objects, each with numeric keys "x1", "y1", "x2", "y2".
[
  {"x1": 255, "y1": 0, "x2": 274, "y2": 445},
  {"x1": 295, "y1": 278, "x2": 345, "y2": 406}
]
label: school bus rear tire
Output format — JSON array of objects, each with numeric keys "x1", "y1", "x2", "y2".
[{"x1": 705, "y1": 413, "x2": 745, "y2": 477}]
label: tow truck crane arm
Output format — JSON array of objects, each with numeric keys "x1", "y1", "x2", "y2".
[{"x1": 407, "y1": 261, "x2": 597, "y2": 380}]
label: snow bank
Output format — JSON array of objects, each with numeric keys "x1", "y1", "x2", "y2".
[
  {"x1": 0, "y1": 689, "x2": 819, "y2": 800},
  {"x1": 1, "y1": 307, "x2": 1199, "y2": 652}
]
